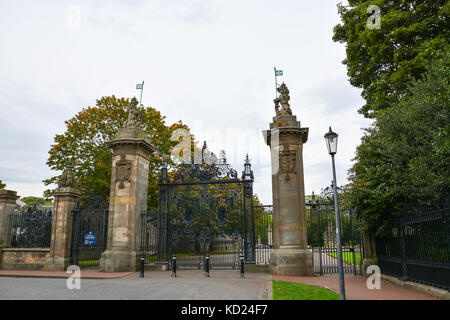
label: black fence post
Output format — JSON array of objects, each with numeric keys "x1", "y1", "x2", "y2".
[
  {"x1": 139, "y1": 210, "x2": 145, "y2": 278},
  {"x1": 240, "y1": 253, "x2": 245, "y2": 279},
  {"x1": 171, "y1": 255, "x2": 177, "y2": 278},
  {"x1": 205, "y1": 255, "x2": 210, "y2": 278},
  {"x1": 139, "y1": 254, "x2": 145, "y2": 278}
]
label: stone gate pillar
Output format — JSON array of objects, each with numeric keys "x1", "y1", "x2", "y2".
[
  {"x1": 262, "y1": 83, "x2": 313, "y2": 276},
  {"x1": 100, "y1": 98, "x2": 155, "y2": 272},
  {"x1": 361, "y1": 229, "x2": 377, "y2": 276},
  {"x1": 0, "y1": 190, "x2": 19, "y2": 246},
  {"x1": 46, "y1": 165, "x2": 79, "y2": 270}
]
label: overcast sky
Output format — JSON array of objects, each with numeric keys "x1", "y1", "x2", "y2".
[{"x1": 0, "y1": 0, "x2": 372, "y2": 205}]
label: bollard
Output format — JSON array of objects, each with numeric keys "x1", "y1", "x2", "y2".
[
  {"x1": 139, "y1": 254, "x2": 145, "y2": 278},
  {"x1": 205, "y1": 255, "x2": 210, "y2": 278},
  {"x1": 240, "y1": 254, "x2": 245, "y2": 279},
  {"x1": 171, "y1": 255, "x2": 177, "y2": 278}
]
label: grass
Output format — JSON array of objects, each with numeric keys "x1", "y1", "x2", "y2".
[
  {"x1": 328, "y1": 251, "x2": 361, "y2": 266},
  {"x1": 78, "y1": 260, "x2": 99, "y2": 268},
  {"x1": 272, "y1": 280, "x2": 339, "y2": 300}
]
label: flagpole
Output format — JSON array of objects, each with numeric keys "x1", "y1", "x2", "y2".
[
  {"x1": 139, "y1": 81, "x2": 144, "y2": 106},
  {"x1": 274, "y1": 67, "x2": 278, "y2": 98}
]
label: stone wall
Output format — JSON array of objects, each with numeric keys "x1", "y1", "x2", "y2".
[{"x1": 1, "y1": 248, "x2": 50, "y2": 270}]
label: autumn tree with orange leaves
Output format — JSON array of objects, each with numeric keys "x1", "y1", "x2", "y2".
[{"x1": 44, "y1": 95, "x2": 189, "y2": 209}]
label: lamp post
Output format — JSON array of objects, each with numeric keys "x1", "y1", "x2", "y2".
[{"x1": 324, "y1": 126, "x2": 346, "y2": 300}]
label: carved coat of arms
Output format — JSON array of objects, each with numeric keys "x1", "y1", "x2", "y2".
[
  {"x1": 116, "y1": 154, "x2": 132, "y2": 189},
  {"x1": 279, "y1": 149, "x2": 296, "y2": 177}
]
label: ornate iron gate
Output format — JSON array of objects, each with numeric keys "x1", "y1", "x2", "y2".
[
  {"x1": 6, "y1": 206, "x2": 53, "y2": 248},
  {"x1": 306, "y1": 186, "x2": 362, "y2": 275},
  {"x1": 141, "y1": 149, "x2": 256, "y2": 270},
  {"x1": 70, "y1": 194, "x2": 109, "y2": 269}
]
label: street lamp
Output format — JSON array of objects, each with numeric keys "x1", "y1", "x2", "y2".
[{"x1": 324, "y1": 126, "x2": 346, "y2": 300}]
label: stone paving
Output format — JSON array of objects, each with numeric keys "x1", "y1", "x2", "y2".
[
  {"x1": 0, "y1": 269, "x2": 441, "y2": 300},
  {"x1": 0, "y1": 270, "x2": 270, "y2": 300}
]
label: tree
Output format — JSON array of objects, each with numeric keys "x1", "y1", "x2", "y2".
[
  {"x1": 20, "y1": 196, "x2": 53, "y2": 207},
  {"x1": 44, "y1": 95, "x2": 189, "y2": 209},
  {"x1": 0, "y1": 180, "x2": 5, "y2": 189},
  {"x1": 333, "y1": 0, "x2": 449, "y2": 118},
  {"x1": 346, "y1": 48, "x2": 450, "y2": 235}
]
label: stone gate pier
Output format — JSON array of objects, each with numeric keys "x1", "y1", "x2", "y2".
[
  {"x1": 100, "y1": 98, "x2": 155, "y2": 272},
  {"x1": 0, "y1": 190, "x2": 19, "y2": 247},
  {"x1": 262, "y1": 83, "x2": 313, "y2": 276}
]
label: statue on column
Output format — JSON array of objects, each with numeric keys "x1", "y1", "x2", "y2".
[
  {"x1": 57, "y1": 162, "x2": 77, "y2": 188},
  {"x1": 274, "y1": 83, "x2": 293, "y2": 116},
  {"x1": 124, "y1": 97, "x2": 143, "y2": 128}
]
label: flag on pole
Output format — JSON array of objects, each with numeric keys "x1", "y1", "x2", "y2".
[
  {"x1": 136, "y1": 83, "x2": 144, "y2": 90},
  {"x1": 275, "y1": 69, "x2": 283, "y2": 76}
]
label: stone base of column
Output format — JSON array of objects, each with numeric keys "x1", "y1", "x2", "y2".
[
  {"x1": 269, "y1": 247, "x2": 314, "y2": 276},
  {"x1": 99, "y1": 249, "x2": 136, "y2": 272},
  {"x1": 362, "y1": 257, "x2": 378, "y2": 276},
  {"x1": 44, "y1": 257, "x2": 71, "y2": 271}
]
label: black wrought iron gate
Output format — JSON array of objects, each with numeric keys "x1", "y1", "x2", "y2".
[
  {"x1": 306, "y1": 187, "x2": 362, "y2": 275},
  {"x1": 141, "y1": 150, "x2": 257, "y2": 271},
  {"x1": 70, "y1": 194, "x2": 109, "y2": 269}
]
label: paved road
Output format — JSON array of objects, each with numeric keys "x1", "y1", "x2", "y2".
[{"x1": 0, "y1": 271, "x2": 270, "y2": 300}]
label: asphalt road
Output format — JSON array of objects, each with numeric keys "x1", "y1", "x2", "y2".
[{"x1": 0, "y1": 270, "x2": 270, "y2": 300}]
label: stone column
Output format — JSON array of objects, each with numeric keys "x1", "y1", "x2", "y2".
[
  {"x1": 262, "y1": 84, "x2": 313, "y2": 276},
  {"x1": 361, "y1": 229, "x2": 377, "y2": 276},
  {"x1": 0, "y1": 190, "x2": 19, "y2": 246},
  {"x1": 46, "y1": 186, "x2": 79, "y2": 270},
  {"x1": 100, "y1": 119, "x2": 155, "y2": 272}
]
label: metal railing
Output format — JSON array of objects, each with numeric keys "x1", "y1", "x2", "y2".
[
  {"x1": 6, "y1": 206, "x2": 53, "y2": 248},
  {"x1": 376, "y1": 208, "x2": 450, "y2": 290},
  {"x1": 253, "y1": 205, "x2": 273, "y2": 265}
]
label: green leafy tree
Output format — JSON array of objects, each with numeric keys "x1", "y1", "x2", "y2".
[
  {"x1": 333, "y1": 0, "x2": 449, "y2": 118},
  {"x1": 0, "y1": 180, "x2": 5, "y2": 189},
  {"x1": 20, "y1": 196, "x2": 53, "y2": 207},
  {"x1": 346, "y1": 49, "x2": 450, "y2": 235},
  {"x1": 44, "y1": 95, "x2": 189, "y2": 208}
]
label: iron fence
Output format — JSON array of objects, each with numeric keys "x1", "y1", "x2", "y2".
[
  {"x1": 253, "y1": 205, "x2": 273, "y2": 265},
  {"x1": 376, "y1": 208, "x2": 450, "y2": 290},
  {"x1": 6, "y1": 206, "x2": 53, "y2": 248},
  {"x1": 140, "y1": 210, "x2": 161, "y2": 265},
  {"x1": 140, "y1": 205, "x2": 274, "y2": 268},
  {"x1": 306, "y1": 187, "x2": 362, "y2": 276}
]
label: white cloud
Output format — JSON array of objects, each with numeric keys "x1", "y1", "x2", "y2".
[{"x1": 0, "y1": 0, "x2": 371, "y2": 204}]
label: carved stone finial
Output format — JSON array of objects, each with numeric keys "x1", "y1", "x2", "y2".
[
  {"x1": 274, "y1": 83, "x2": 292, "y2": 117},
  {"x1": 124, "y1": 97, "x2": 143, "y2": 128},
  {"x1": 58, "y1": 163, "x2": 77, "y2": 188}
]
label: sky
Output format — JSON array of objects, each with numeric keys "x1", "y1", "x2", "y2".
[{"x1": 0, "y1": 0, "x2": 372, "y2": 205}]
